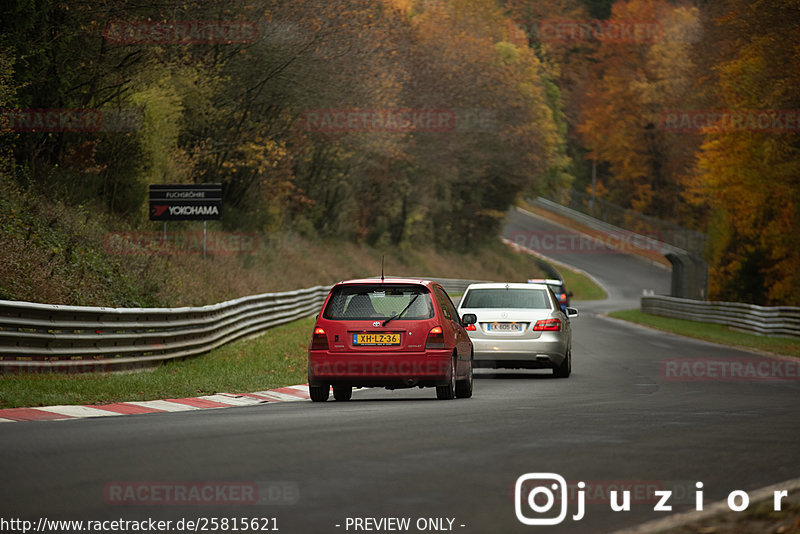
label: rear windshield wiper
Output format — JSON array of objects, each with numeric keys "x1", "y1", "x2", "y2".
[{"x1": 383, "y1": 294, "x2": 420, "y2": 327}]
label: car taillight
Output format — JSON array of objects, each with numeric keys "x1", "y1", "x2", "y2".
[
  {"x1": 465, "y1": 324, "x2": 476, "y2": 331},
  {"x1": 311, "y1": 327, "x2": 329, "y2": 350},
  {"x1": 559, "y1": 293, "x2": 567, "y2": 303},
  {"x1": 425, "y1": 326, "x2": 445, "y2": 349},
  {"x1": 533, "y1": 319, "x2": 561, "y2": 332}
]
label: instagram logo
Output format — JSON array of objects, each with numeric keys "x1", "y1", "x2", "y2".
[
  {"x1": 515, "y1": 473, "x2": 584, "y2": 525},
  {"x1": 515, "y1": 473, "x2": 794, "y2": 524}
]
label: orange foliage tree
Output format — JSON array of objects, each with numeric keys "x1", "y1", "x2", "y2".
[
  {"x1": 688, "y1": 0, "x2": 800, "y2": 305},
  {"x1": 577, "y1": 0, "x2": 701, "y2": 220}
]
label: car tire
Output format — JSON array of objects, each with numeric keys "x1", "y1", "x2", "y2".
[
  {"x1": 436, "y1": 356, "x2": 457, "y2": 400},
  {"x1": 333, "y1": 385, "x2": 352, "y2": 401},
  {"x1": 455, "y1": 353, "x2": 473, "y2": 398},
  {"x1": 553, "y1": 349, "x2": 571, "y2": 378},
  {"x1": 309, "y1": 385, "x2": 330, "y2": 402}
]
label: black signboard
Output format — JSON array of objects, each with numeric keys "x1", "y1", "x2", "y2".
[{"x1": 149, "y1": 184, "x2": 222, "y2": 221}]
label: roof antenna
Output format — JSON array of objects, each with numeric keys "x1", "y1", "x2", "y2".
[{"x1": 381, "y1": 255, "x2": 385, "y2": 283}]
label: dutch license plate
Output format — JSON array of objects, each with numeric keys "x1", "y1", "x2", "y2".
[
  {"x1": 489, "y1": 322, "x2": 522, "y2": 332},
  {"x1": 354, "y1": 333, "x2": 401, "y2": 346}
]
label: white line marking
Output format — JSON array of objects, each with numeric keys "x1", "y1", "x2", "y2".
[
  {"x1": 283, "y1": 385, "x2": 310, "y2": 393},
  {"x1": 249, "y1": 391, "x2": 308, "y2": 402},
  {"x1": 6, "y1": 384, "x2": 311, "y2": 423},
  {"x1": 36, "y1": 405, "x2": 122, "y2": 418},
  {"x1": 598, "y1": 314, "x2": 796, "y2": 360},
  {"x1": 126, "y1": 400, "x2": 201, "y2": 412},
  {"x1": 199, "y1": 394, "x2": 266, "y2": 406}
]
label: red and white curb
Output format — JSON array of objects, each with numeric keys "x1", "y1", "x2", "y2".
[{"x1": 0, "y1": 385, "x2": 310, "y2": 423}]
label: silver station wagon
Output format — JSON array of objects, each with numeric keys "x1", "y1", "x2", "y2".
[{"x1": 457, "y1": 282, "x2": 578, "y2": 377}]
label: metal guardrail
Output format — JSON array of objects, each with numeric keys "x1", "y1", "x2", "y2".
[
  {"x1": 546, "y1": 190, "x2": 707, "y2": 256},
  {"x1": 529, "y1": 197, "x2": 709, "y2": 300},
  {"x1": 427, "y1": 277, "x2": 486, "y2": 295},
  {"x1": 530, "y1": 197, "x2": 681, "y2": 256},
  {"x1": 0, "y1": 277, "x2": 486, "y2": 373},
  {"x1": 0, "y1": 286, "x2": 332, "y2": 373},
  {"x1": 642, "y1": 295, "x2": 800, "y2": 338}
]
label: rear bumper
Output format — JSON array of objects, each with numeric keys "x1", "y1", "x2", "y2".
[
  {"x1": 308, "y1": 349, "x2": 452, "y2": 388},
  {"x1": 470, "y1": 336, "x2": 567, "y2": 369}
]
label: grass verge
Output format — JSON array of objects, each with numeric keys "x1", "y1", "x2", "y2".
[
  {"x1": 0, "y1": 237, "x2": 607, "y2": 409},
  {"x1": 1, "y1": 170, "x2": 557, "y2": 308},
  {"x1": 1, "y1": 258, "x2": 608, "y2": 409},
  {"x1": 0, "y1": 317, "x2": 314, "y2": 409},
  {"x1": 608, "y1": 309, "x2": 800, "y2": 358}
]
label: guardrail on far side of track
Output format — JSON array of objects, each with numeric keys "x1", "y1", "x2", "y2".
[{"x1": 641, "y1": 295, "x2": 800, "y2": 339}]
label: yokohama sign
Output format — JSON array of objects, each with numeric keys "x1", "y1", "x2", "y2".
[{"x1": 149, "y1": 184, "x2": 222, "y2": 221}]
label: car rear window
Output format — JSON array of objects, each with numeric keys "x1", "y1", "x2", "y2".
[
  {"x1": 460, "y1": 288, "x2": 550, "y2": 309},
  {"x1": 323, "y1": 285, "x2": 434, "y2": 320},
  {"x1": 547, "y1": 283, "x2": 565, "y2": 294}
]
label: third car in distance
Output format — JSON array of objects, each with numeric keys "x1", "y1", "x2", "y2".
[
  {"x1": 527, "y1": 278, "x2": 572, "y2": 311},
  {"x1": 457, "y1": 282, "x2": 578, "y2": 377}
]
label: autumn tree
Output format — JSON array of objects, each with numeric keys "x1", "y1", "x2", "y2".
[
  {"x1": 390, "y1": 0, "x2": 564, "y2": 247},
  {"x1": 687, "y1": 0, "x2": 800, "y2": 305},
  {"x1": 3, "y1": 0, "x2": 573, "y2": 251},
  {"x1": 577, "y1": 0, "x2": 701, "y2": 221}
]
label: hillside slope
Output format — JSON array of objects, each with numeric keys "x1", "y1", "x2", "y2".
[{"x1": 0, "y1": 178, "x2": 549, "y2": 307}]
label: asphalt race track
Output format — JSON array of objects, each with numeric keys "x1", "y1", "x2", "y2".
[{"x1": 2, "y1": 209, "x2": 799, "y2": 533}]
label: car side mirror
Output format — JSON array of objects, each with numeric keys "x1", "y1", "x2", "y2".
[
  {"x1": 460, "y1": 313, "x2": 477, "y2": 326},
  {"x1": 565, "y1": 307, "x2": 579, "y2": 318},
  {"x1": 568, "y1": 291, "x2": 574, "y2": 297}
]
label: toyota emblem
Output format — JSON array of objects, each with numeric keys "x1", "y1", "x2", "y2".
[{"x1": 373, "y1": 321, "x2": 381, "y2": 327}]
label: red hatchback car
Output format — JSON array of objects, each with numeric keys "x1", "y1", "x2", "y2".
[{"x1": 307, "y1": 278, "x2": 476, "y2": 401}]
